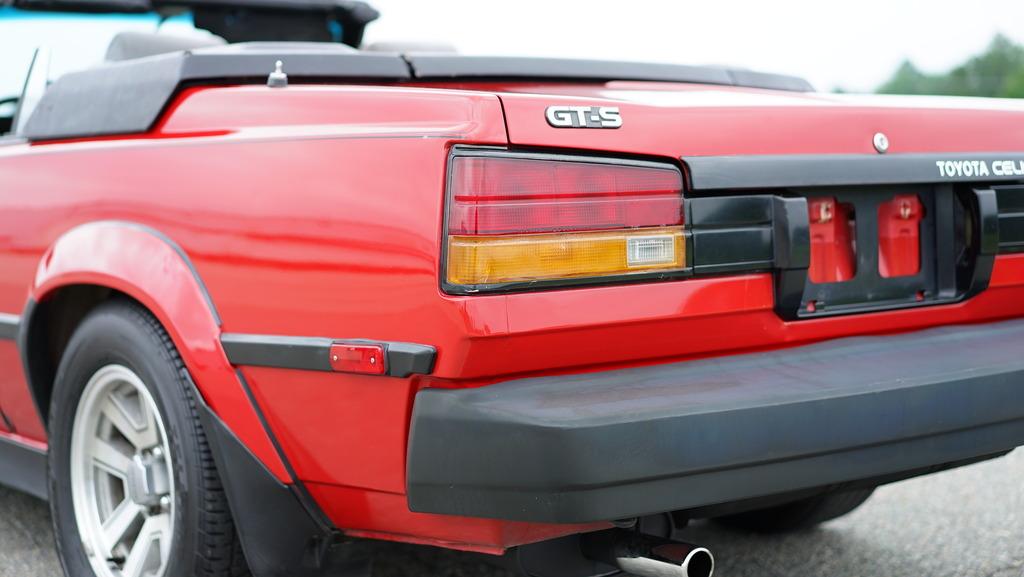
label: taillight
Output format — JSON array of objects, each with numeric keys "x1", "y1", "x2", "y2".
[{"x1": 444, "y1": 151, "x2": 686, "y2": 292}]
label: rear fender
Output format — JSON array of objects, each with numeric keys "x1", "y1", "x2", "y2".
[{"x1": 24, "y1": 220, "x2": 290, "y2": 482}]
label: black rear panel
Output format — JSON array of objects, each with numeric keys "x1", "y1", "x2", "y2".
[
  {"x1": 997, "y1": 185, "x2": 1024, "y2": 253},
  {"x1": 682, "y1": 154, "x2": 1022, "y2": 319}
]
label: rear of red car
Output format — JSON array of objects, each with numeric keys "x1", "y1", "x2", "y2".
[
  {"x1": 399, "y1": 77, "x2": 1024, "y2": 557},
  {"x1": 5, "y1": 38, "x2": 1024, "y2": 577},
  {"x1": 197, "y1": 72, "x2": 1024, "y2": 573}
]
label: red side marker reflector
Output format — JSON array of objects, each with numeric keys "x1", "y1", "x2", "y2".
[{"x1": 329, "y1": 343, "x2": 386, "y2": 375}]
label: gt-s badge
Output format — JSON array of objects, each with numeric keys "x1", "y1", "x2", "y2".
[{"x1": 545, "y1": 106, "x2": 623, "y2": 129}]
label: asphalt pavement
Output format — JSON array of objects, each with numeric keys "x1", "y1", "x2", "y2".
[{"x1": 3, "y1": 449, "x2": 1022, "y2": 577}]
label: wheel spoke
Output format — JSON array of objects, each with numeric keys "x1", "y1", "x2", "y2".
[
  {"x1": 120, "y1": 513, "x2": 169, "y2": 577},
  {"x1": 101, "y1": 500, "x2": 143, "y2": 554},
  {"x1": 91, "y1": 438, "x2": 132, "y2": 478},
  {"x1": 153, "y1": 513, "x2": 172, "y2": 570},
  {"x1": 71, "y1": 365, "x2": 175, "y2": 577},
  {"x1": 137, "y1": 400, "x2": 160, "y2": 450},
  {"x1": 101, "y1": 396, "x2": 158, "y2": 450}
]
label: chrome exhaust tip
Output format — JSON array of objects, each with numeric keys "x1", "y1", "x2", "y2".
[
  {"x1": 616, "y1": 541, "x2": 714, "y2": 577},
  {"x1": 583, "y1": 530, "x2": 714, "y2": 577}
]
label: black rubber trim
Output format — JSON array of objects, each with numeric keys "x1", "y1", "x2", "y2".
[
  {"x1": 406, "y1": 55, "x2": 813, "y2": 92},
  {"x1": 15, "y1": 299, "x2": 47, "y2": 429},
  {"x1": 0, "y1": 434, "x2": 47, "y2": 500},
  {"x1": 682, "y1": 451, "x2": 1007, "y2": 520},
  {"x1": 687, "y1": 196, "x2": 775, "y2": 275},
  {"x1": 771, "y1": 196, "x2": 811, "y2": 320},
  {"x1": 24, "y1": 45, "x2": 411, "y2": 141},
  {"x1": 964, "y1": 188, "x2": 999, "y2": 299},
  {"x1": 684, "y1": 154, "x2": 1024, "y2": 191},
  {"x1": 385, "y1": 342, "x2": 437, "y2": 379},
  {"x1": 220, "y1": 333, "x2": 436, "y2": 377},
  {"x1": 996, "y1": 185, "x2": 1024, "y2": 253},
  {"x1": 407, "y1": 318, "x2": 1024, "y2": 524},
  {"x1": 192, "y1": 380, "x2": 370, "y2": 577},
  {"x1": 0, "y1": 313, "x2": 18, "y2": 340},
  {"x1": 222, "y1": 334, "x2": 332, "y2": 371}
]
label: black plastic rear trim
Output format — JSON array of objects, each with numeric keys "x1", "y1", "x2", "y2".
[
  {"x1": 407, "y1": 318, "x2": 1024, "y2": 523},
  {"x1": 771, "y1": 196, "x2": 811, "y2": 320},
  {"x1": 24, "y1": 46, "x2": 411, "y2": 141},
  {"x1": 405, "y1": 55, "x2": 813, "y2": 92},
  {"x1": 0, "y1": 435, "x2": 47, "y2": 500},
  {"x1": 996, "y1": 185, "x2": 1024, "y2": 253},
  {"x1": 687, "y1": 196, "x2": 775, "y2": 275},
  {"x1": 684, "y1": 154, "x2": 1024, "y2": 191},
  {"x1": 220, "y1": 333, "x2": 436, "y2": 377},
  {"x1": 193, "y1": 381, "x2": 373, "y2": 577}
]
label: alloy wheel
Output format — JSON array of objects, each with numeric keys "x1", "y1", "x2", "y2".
[{"x1": 69, "y1": 364, "x2": 175, "y2": 577}]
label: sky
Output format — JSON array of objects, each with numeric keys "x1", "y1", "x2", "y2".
[
  {"x1": 362, "y1": 0, "x2": 1024, "y2": 92},
  {"x1": 2, "y1": 0, "x2": 1024, "y2": 99}
]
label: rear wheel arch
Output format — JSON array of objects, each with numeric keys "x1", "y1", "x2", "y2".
[
  {"x1": 19, "y1": 220, "x2": 290, "y2": 483},
  {"x1": 21, "y1": 284, "x2": 141, "y2": 427}
]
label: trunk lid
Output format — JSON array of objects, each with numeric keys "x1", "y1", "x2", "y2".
[
  {"x1": 485, "y1": 82, "x2": 1024, "y2": 319},
  {"x1": 491, "y1": 82, "x2": 1024, "y2": 157}
]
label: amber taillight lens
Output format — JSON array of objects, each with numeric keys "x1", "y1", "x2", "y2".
[{"x1": 444, "y1": 153, "x2": 686, "y2": 291}]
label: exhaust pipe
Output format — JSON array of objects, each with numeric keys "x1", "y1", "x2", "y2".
[
  {"x1": 615, "y1": 540, "x2": 714, "y2": 577},
  {"x1": 583, "y1": 531, "x2": 714, "y2": 577}
]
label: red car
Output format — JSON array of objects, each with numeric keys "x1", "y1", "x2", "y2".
[{"x1": 2, "y1": 2, "x2": 1024, "y2": 577}]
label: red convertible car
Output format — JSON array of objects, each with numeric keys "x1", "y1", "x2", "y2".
[{"x1": 2, "y1": 1, "x2": 1024, "y2": 577}]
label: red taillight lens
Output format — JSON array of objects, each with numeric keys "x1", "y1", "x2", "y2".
[
  {"x1": 445, "y1": 153, "x2": 687, "y2": 289},
  {"x1": 448, "y1": 156, "x2": 684, "y2": 235}
]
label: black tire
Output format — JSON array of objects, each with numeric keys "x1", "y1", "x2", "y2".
[
  {"x1": 714, "y1": 488, "x2": 875, "y2": 534},
  {"x1": 47, "y1": 299, "x2": 249, "y2": 577}
]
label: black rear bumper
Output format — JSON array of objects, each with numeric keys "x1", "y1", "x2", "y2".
[{"x1": 406, "y1": 319, "x2": 1024, "y2": 524}]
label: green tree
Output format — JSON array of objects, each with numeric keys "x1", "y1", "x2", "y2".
[
  {"x1": 1002, "y1": 68, "x2": 1024, "y2": 98},
  {"x1": 877, "y1": 61, "x2": 939, "y2": 95},
  {"x1": 877, "y1": 34, "x2": 1024, "y2": 98}
]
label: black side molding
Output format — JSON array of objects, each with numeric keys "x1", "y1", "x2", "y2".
[
  {"x1": 221, "y1": 333, "x2": 435, "y2": 378},
  {"x1": 0, "y1": 313, "x2": 18, "y2": 340},
  {"x1": 684, "y1": 153, "x2": 1024, "y2": 191},
  {"x1": 0, "y1": 435, "x2": 47, "y2": 500}
]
